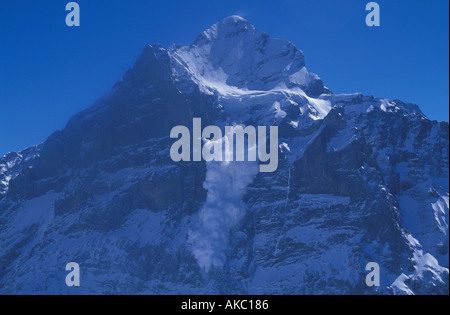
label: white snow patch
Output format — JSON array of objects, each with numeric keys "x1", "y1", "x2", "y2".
[
  {"x1": 9, "y1": 192, "x2": 59, "y2": 234},
  {"x1": 273, "y1": 101, "x2": 287, "y2": 119},
  {"x1": 431, "y1": 196, "x2": 449, "y2": 234}
]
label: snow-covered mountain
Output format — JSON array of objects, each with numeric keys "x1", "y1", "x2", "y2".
[{"x1": 0, "y1": 16, "x2": 448, "y2": 295}]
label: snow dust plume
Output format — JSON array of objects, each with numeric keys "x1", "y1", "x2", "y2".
[{"x1": 189, "y1": 136, "x2": 259, "y2": 271}]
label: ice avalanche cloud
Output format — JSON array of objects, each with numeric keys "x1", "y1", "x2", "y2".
[{"x1": 189, "y1": 137, "x2": 259, "y2": 271}]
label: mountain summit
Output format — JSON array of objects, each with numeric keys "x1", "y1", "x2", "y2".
[
  {"x1": 173, "y1": 16, "x2": 325, "y2": 94},
  {"x1": 197, "y1": 15, "x2": 257, "y2": 40},
  {"x1": 0, "y1": 17, "x2": 448, "y2": 295}
]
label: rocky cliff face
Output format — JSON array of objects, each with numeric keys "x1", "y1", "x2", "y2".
[{"x1": 0, "y1": 16, "x2": 448, "y2": 294}]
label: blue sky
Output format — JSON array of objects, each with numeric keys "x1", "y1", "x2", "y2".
[{"x1": 0, "y1": 0, "x2": 448, "y2": 156}]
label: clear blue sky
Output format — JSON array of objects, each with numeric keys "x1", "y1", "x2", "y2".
[{"x1": 1, "y1": 0, "x2": 448, "y2": 156}]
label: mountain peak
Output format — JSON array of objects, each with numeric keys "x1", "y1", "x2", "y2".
[
  {"x1": 1, "y1": 15, "x2": 448, "y2": 296},
  {"x1": 222, "y1": 15, "x2": 248, "y2": 23},
  {"x1": 171, "y1": 16, "x2": 325, "y2": 94},
  {"x1": 219, "y1": 15, "x2": 254, "y2": 30},
  {"x1": 195, "y1": 15, "x2": 256, "y2": 44}
]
